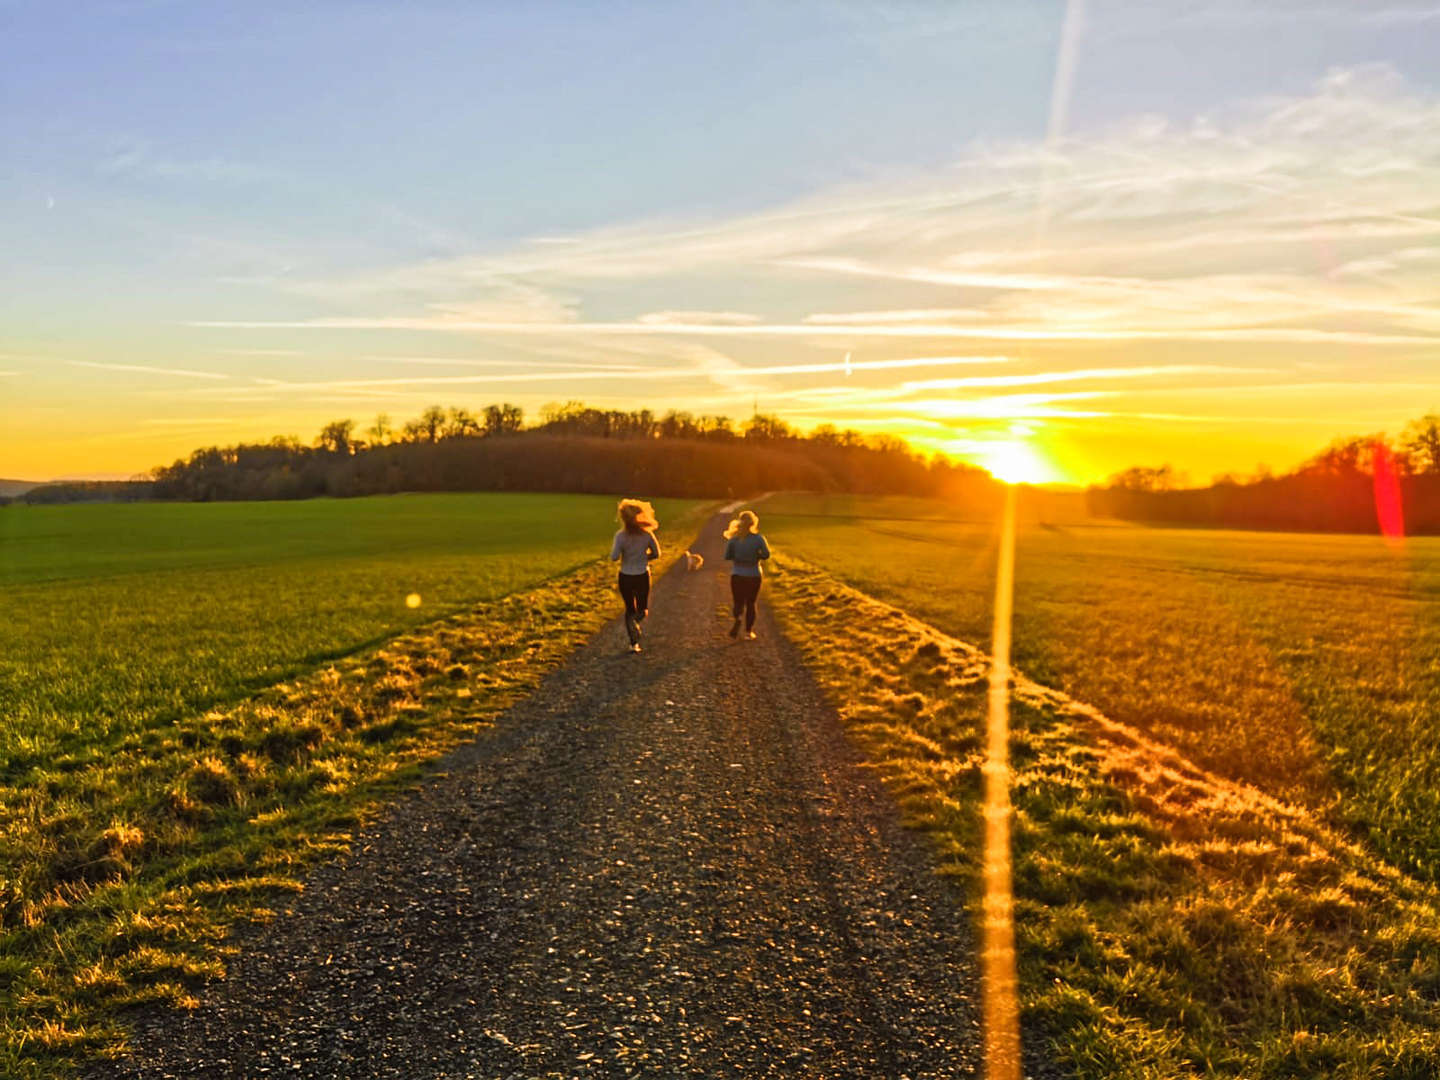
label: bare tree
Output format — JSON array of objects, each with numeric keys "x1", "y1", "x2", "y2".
[
  {"x1": 1403, "y1": 414, "x2": 1440, "y2": 474},
  {"x1": 743, "y1": 413, "x2": 792, "y2": 441},
  {"x1": 483, "y1": 403, "x2": 524, "y2": 435},
  {"x1": 418, "y1": 405, "x2": 447, "y2": 443},
  {"x1": 316, "y1": 418, "x2": 357, "y2": 455},
  {"x1": 1107, "y1": 465, "x2": 1180, "y2": 491},
  {"x1": 445, "y1": 407, "x2": 482, "y2": 439},
  {"x1": 367, "y1": 413, "x2": 393, "y2": 446}
]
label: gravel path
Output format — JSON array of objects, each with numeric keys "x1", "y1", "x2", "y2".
[{"x1": 94, "y1": 514, "x2": 982, "y2": 1079}]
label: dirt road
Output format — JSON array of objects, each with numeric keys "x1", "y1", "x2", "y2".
[{"x1": 95, "y1": 514, "x2": 981, "y2": 1079}]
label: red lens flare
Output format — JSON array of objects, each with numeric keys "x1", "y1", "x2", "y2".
[{"x1": 1372, "y1": 441, "x2": 1405, "y2": 542}]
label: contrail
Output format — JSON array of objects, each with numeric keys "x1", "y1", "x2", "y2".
[{"x1": 1034, "y1": 0, "x2": 1087, "y2": 248}]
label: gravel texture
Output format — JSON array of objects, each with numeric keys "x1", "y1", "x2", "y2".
[{"x1": 93, "y1": 515, "x2": 982, "y2": 1079}]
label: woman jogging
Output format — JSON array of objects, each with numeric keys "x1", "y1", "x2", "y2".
[
  {"x1": 723, "y1": 509, "x2": 770, "y2": 639},
  {"x1": 610, "y1": 498, "x2": 661, "y2": 653}
]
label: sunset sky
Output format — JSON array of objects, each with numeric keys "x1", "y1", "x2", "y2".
[{"x1": 5, "y1": 1, "x2": 1440, "y2": 484}]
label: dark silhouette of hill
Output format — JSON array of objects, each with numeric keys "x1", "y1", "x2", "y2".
[
  {"x1": 0, "y1": 478, "x2": 41, "y2": 498},
  {"x1": 45, "y1": 404, "x2": 1001, "y2": 506},
  {"x1": 10, "y1": 480, "x2": 154, "y2": 505}
]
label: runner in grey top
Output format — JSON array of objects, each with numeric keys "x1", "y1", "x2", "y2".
[
  {"x1": 611, "y1": 499, "x2": 661, "y2": 653},
  {"x1": 723, "y1": 532, "x2": 769, "y2": 577},
  {"x1": 610, "y1": 528, "x2": 660, "y2": 574},
  {"x1": 722, "y1": 509, "x2": 770, "y2": 640}
]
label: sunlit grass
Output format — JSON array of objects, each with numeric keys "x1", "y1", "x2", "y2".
[
  {"x1": 0, "y1": 494, "x2": 698, "y2": 772},
  {"x1": 763, "y1": 493, "x2": 1440, "y2": 882},
  {"x1": 769, "y1": 553, "x2": 1440, "y2": 1078}
]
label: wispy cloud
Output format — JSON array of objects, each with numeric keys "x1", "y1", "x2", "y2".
[
  {"x1": 193, "y1": 63, "x2": 1440, "y2": 350},
  {"x1": 69, "y1": 360, "x2": 230, "y2": 380},
  {"x1": 139, "y1": 417, "x2": 258, "y2": 426},
  {"x1": 803, "y1": 308, "x2": 991, "y2": 325},
  {"x1": 161, "y1": 63, "x2": 1440, "y2": 480},
  {"x1": 636, "y1": 310, "x2": 762, "y2": 326},
  {"x1": 380, "y1": 356, "x2": 647, "y2": 372},
  {"x1": 789, "y1": 392, "x2": 1115, "y2": 421},
  {"x1": 176, "y1": 353, "x2": 1016, "y2": 399},
  {"x1": 898, "y1": 364, "x2": 1271, "y2": 393},
  {"x1": 189, "y1": 316, "x2": 1440, "y2": 347}
]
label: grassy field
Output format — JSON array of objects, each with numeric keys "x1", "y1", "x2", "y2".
[
  {"x1": 2, "y1": 494, "x2": 699, "y2": 771},
  {"x1": 762, "y1": 493, "x2": 1440, "y2": 880},
  {"x1": 0, "y1": 493, "x2": 706, "y2": 1076},
  {"x1": 768, "y1": 557, "x2": 1440, "y2": 1079},
  {"x1": 762, "y1": 493, "x2": 1440, "y2": 1077}
]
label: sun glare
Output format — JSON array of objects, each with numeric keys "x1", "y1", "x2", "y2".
[{"x1": 979, "y1": 439, "x2": 1056, "y2": 485}]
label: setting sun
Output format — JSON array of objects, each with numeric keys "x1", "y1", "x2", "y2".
[{"x1": 976, "y1": 440, "x2": 1058, "y2": 486}]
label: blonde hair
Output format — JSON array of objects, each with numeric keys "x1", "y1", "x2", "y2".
[
  {"x1": 723, "y1": 509, "x2": 759, "y2": 540},
  {"x1": 617, "y1": 498, "x2": 658, "y2": 534}
]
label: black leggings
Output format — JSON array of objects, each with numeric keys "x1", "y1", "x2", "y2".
[
  {"x1": 730, "y1": 575, "x2": 762, "y2": 630},
  {"x1": 618, "y1": 571, "x2": 650, "y2": 622}
]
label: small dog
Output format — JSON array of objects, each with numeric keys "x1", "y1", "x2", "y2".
[{"x1": 683, "y1": 551, "x2": 704, "y2": 571}]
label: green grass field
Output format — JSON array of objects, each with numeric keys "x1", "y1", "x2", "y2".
[
  {"x1": 763, "y1": 492, "x2": 1440, "y2": 882},
  {"x1": 0, "y1": 492, "x2": 706, "y2": 1076},
  {"x1": 769, "y1": 556, "x2": 1440, "y2": 1078},
  {"x1": 1, "y1": 494, "x2": 699, "y2": 773},
  {"x1": 763, "y1": 496, "x2": 1440, "y2": 1078}
]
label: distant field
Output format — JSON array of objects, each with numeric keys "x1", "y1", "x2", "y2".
[
  {"x1": 1, "y1": 493, "x2": 701, "y2": 772},
  {"x1": 763, "y1": 493, "x2": 1440, "y2": 881}
]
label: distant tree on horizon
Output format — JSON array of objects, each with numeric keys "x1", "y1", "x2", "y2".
[
  {"x1": 367, "y1": 414, "x2": 393, "y2": 447},
  {"x1": 483, "y1": 403, "x2": 524, "y2": 436},
  {"x1": 316, "y1": 419, "x2": 358, "y2": 456},
  {"x1": 1404, "y1": 415, "x2": 1440, "y2": 474}
]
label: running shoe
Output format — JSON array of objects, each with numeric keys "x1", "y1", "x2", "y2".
[{"x1": 729, "y1": 617, "x2": 741, "y2": 638}]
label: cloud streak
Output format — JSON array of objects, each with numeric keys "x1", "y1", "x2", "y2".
[
  {"x1": 69, "y1": 360, "x2": 231, "y2": 380},
  {"x1": 177, "y1": 353, "x2": 1017, "y2": 399}
]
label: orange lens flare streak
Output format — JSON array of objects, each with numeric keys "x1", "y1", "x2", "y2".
[{"x1": 984, "y1": 483, "x2": 1022, "y2": 1080}]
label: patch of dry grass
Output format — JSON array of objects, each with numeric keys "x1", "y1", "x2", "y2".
[{"x1": 770, "y1": 553, "x2": 1440, "y2": 1079}]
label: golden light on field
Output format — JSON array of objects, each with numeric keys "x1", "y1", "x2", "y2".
[{"x1": 405, "y1": 593, "x2": 423, "y2": 609}]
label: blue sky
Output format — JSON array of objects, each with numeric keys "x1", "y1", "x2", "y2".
[{"x1": 5, "y1": 1, "x2": 1440, "y2": 481}]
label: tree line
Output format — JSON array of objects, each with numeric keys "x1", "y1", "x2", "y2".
[
  {"x1": 1088, "y1": 414, "x2": 1440, "y2": 534},
  {"x1": 19, "y1": 402, "x2": 996, "y2": 505}
]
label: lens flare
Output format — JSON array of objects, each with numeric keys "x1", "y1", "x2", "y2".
[
  {"x1": 1372, "y1": 441, "x2": 1405, "y2": 543},
  {"x1": 984, "y1": 484, "x2": 1022, "y2": 1080},
  {"x1": 405, "y1": 593, "x2": 422, "y2": 609}
]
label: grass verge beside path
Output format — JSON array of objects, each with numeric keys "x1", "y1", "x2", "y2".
[
  {"x1": 1, "y1": 512, "x2": 707, "y2": 1079},
  {"x1": 770, "y1": 553, "x2": 1440, "y2": 1079},
  {"x1": 762, "y1": 493, "x2": 1440, "y2": 889}
]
